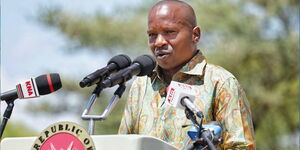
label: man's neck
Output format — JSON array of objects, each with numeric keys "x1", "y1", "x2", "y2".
[
  {"x1": 161, "y1": 49, "x2": 198, "y2": 84},
  {"x1": 161, "y1": 65, "x2": 183, "y2": 84}
]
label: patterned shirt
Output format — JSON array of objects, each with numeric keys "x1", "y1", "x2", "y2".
[{"x1": 118, "y1": 51, "x2": 255, "y2": 150}]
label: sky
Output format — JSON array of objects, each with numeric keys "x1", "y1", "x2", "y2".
[{"x1": 1, "y1": 0, "x2": 141, "y2": 134}]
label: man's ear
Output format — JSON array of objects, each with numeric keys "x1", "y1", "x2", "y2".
[{"x1": 192, "y1": 26, "x2": 201, "y2": 43}]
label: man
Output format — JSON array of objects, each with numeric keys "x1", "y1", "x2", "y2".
[{"x1": 119, "y1": 0, "x2": 255, "y2": 149}]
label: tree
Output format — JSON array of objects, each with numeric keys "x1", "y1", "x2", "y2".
[{"x1": 2, "y1": 121, "x2": 37, "y2": 138}]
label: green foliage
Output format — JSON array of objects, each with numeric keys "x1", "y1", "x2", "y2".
[
  {"x1": 192, "y1": 1, "x2": 299, "y2": 149},
  {"x1": 19, "y1": 0, "x2": 298, "y2": 149},
  {"x1": 36, "y1": 5, "x2": 150, "y2": 56},
  {"x1": 2, "y1": 121, "x2": 37, "y2": 138}
]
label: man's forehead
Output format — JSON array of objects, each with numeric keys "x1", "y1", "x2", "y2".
[
  {"x1": 148, "y1": 1, "x2": 195, "y2": 28},
  {"x1": 149, "y1": 5, "x2": 179, "y2": 22},
  {"x1": 147, "y1": 19, "x2": 185, "y2": 32},
  {"x1": 155, "y1": 4, "x2": 169, "y2": 16},
  {"x1": 149, "y1": 2, "x2": 183, "y2": 18}
]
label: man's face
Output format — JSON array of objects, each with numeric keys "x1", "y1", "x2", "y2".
[{"x1": 147, "y1": 4, "x2": 197, "y2": 71}]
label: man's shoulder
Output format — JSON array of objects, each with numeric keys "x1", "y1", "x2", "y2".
[{"x1": 205, "y1": 63, "x2": 237, "y2": 83}]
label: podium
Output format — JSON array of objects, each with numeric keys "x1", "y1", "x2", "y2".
[{"x1": 1, "y1": 134, "x2": 178, "y2": 150}]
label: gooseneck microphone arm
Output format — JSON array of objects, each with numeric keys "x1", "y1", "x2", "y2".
[
  {"x1": 184, "y1": 107, "x2": 217, "y2": 150},
  {"x1": 81, "y1": 54, "x2": 156, "y2": 135},
  {"x1": 81, "y1": 83, "x2": 126, "y2": 135},
  {"x1": 80, "y1": 83, "x2": 103, "y2": 135},
  {"x1": 0, "y1": 98, "x2": 16, "y2": 139}
]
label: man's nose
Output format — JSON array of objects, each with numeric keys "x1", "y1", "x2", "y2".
[{"x1": 155, "y1": 34, "x2": 167, "y2": 47}]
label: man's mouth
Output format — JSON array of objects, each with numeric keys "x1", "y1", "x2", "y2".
[
  {"x1": 155, "y1": 51, "x2": 171, "y2": 59},
  {"x1": 156, "y1": 52, "x2": 171, "y2": 59}
]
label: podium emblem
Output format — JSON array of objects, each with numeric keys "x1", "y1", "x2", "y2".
[{"x1": 32, "y1": 121, "x2": 95, "y2": 150}]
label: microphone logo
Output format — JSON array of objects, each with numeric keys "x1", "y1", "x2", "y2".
[
  {"x1": 167, "y1": 87, "x2": 175, "y2": 103},
  {"x1": 25, "y1": 81, "x2": 33, "y2": 96},
  {"x1": 177, "y1": 82, "x2": 192, "y2": 90},
  {"x1": 16, "y1": 78, "x2": 40, "y2": 99}
]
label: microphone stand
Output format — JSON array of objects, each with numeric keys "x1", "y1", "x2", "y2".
[
  {"x1": 184, "y1": 108, "x2": 217, "y2": 150},
  {"x1": 81, "y1": 83, "x2": 126, "y2": 135},
  {"x1": 0, "y1": 98, "x2": 17, "y2": 139}
]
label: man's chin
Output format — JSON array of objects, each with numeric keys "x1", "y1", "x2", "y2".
[
  {"x1": 158, "y1": 61, "x2": 186, "y2": 73},
  {"x1": 158, "y1": 63, "x2": 176, "y2": 71}
]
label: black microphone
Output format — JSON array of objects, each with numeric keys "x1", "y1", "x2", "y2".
[
  {"x1": 1, "y1": 73, "x2": 62, "y2": 101},
  {"x1": 101, "y1": 55, "x2": 156, "y2": 88},
  {"x1": 79, "y1": 54, "x2": 132, "y2": 88}
]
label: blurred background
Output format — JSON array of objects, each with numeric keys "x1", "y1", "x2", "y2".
[{"x1": 1, "y1": 0, "x2": 299, "y2": 149}]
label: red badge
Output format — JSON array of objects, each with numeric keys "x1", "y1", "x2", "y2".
[{"x1": 32, "y1": 122, "x2": 95, "y2": 150}]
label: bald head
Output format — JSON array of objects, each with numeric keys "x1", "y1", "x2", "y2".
[
  {"x1": 147, "y1": 0, "x2": 201, "y2": 73},
  {"x1": 149, "y1": 0, "x2": 197, "y2": 28}
]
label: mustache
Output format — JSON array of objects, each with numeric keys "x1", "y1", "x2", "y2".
[{"x1": 155, "y1": 45, "x2": 169, "y2": 51}]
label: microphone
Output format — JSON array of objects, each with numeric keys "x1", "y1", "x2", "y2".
[
  {"x1": 166, "y1": 81, "x2": 222, "y2": 150},
  {"x1": 166, "y1": 81, "x2": 203, "y2": 117},
  {"x1": 202, "y1": 121, "x2": 222, "y2": 141},
  {"x1": 186, "y1": 121, "x2": 223, "y2": 150},
  {"x1": 101, "y1": 55, "x2": 156, "y2": 88},
  {"x1": 79, "y1": 54, "x2": 131, "y2": 88},
  {"x1": 187, "y1": 121, "x2": 222, "y2": 141},
  {"x1": 1, "y1": 73, "x2": 62, "y2": 101}
]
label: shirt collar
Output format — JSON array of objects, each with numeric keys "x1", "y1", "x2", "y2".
[{"x1": 179, "y1": 50, "x2": 206, "y2": 76}]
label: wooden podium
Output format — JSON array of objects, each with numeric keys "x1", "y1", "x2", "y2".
[{"x1": 1, "y1": 134, "x2": 178, "y2": 150}]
